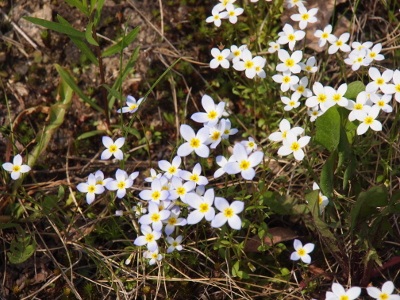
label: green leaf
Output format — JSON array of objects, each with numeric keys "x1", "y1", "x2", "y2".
[
  {"x1": 350, "y1": 186, "x2": 388, "y2": 232},
  {"x1": 23, "y1": 17, "x2": 85, "y2": 38},
  {"x1": 102, "y1": 27, "x2": 140, "y2": 57},
  {"x1": 102, "y1": 84, "x2": 125, "y2": 102},
  {"x1": 315, "y1": 105, "x2": 341, "y2": 152},
  {"x1": 93, "y1": 0, "x2": 106, "y2": 27},
  {"x1": 343, "y1": 81, "x2": 365, "y2": 100},
  {"x1": 57, "y1": 16, "x2": 99, "y2": 67},
  {"x1": 77, "y1": 130, "x2": 107, "y2": 140},
  {"x1": 305, "y1": 190, "x2": 320, "y2": 216},
  {"x1": 7, "y1": 228, "x2": 36, "y2": 264},
  {"x1": 320, "y1": 153, "x2": 335, "y2": 198},
  {"x1": 85, "y1": 22, "x2": 99, "y2": 46},
  {"x1": 63, "y1": 0, "x2": 90, "y2": 16},
  {"x1": 55, "y1": 64, "x2": 104, "y2": 113},
  {"x1": 268, "y1": 194, "x2": 308, "y2": 216},
  {"x1": 343, "y1": 153, "x2": 358, "y2": 189},
  {"x1": 337, "y1": 126, "x2": 351, "y2": 171}
]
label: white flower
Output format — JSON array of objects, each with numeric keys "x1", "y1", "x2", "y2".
[
  {"x1": 351, "y1": 41, "x2": 373, "y2": 51},
  {"x1": 229, "y1": 44, "x2": 247, "y2": 63},
  {"x1": 356, "y1": 106, "x2": 382, "y2": 135},
  {"x1": 180, "y1": 163, "x2": 209, "y2": 186},
  {"x1": 129, "y1": 171, "x2": 139, "y2": 181},
  {"x1": 240, "y1": 137, "x2": 258, "y2": 154},
  {"x1": 391, "y1": 69, "x2": 400, "y2": 102},
  {"x1": 372, "y1": 94, "x2": 393, "y2": 113},
  {"x1": 326, "y1": 283, "x2": 361, "y2": 300},
  {"x1": 139, "y1": 202, "x2": 170, "y2": 232},
  {"x1": 277, "y1": 131, "x2": 310, "y2": 161},
  {"x1": 117, "y1": 95, "x2": 144, "y2": 113},
  {"x1": 305, "y1": 82, "x2": 333, "y2": 111},
  {"x1": 133, "y1": 225, "x2": 161, "y2": 252},
  {"x1": 272, "y1": 70, "x2": 299, "y2": 92},
  {"x1": 307, "y1": 106, "x2": 323, "y2": 122},
  {"x1": 77, "y1": 173, "x2": 105, "y2": 204},
  {"x1": 276, "y1": 50, "x2": 303, "y2": 73},
  {"x1": 268, "y1": 119, "x2": 304, "y2": 142},
  {"x1": 206, "y1": 119, "x2": 226, "y2": 149},
  {"x1": 281, "y1": 93, "x2": 301, "y2": 111},
  {"x1": 167, "y1": 235, "x2": 183, "y2": 253},
  {"x1": 233, "y1": 50, "x2": 265, "y2": 79},
  {"x1": 285, "y1": 0, "x2": 305, "y2": 9},
  {"x1": 191, "y1": 94, "x2": 225, "y2": 127},
  {"x1": 2, "y1": 154, "x2": 31, "y2": 180},
  {"x1": 328, "y1": 33, "x2": 351, "y2": 54},
  {"x1": 164, "y1": 209, "x2": 187, "y2": 236},
  {"x1": 177, "y1": 125, "x2": 210, "y2": 158},
  {"x1": 225, "y1": 4, "x2": 243, "y2": 24},
  {"x1": 139, "y1": 177, "x2": 169, "y2": 203},
  {"x1": 347, "y1": 94, "x2": 371, "y2": 122},
  {"x1": 158, "y1": 156, "x2": 182, "y2": 179},
  {"x1": 210, "y1": 48, "x2": 231, "y2": 69},
  {"x1": 312, "y1": 182, "x2": 329, "y2": 213},
  {"x1": 366, "y1": 67, "x2": 394, "y2": 93},
  {"x1": 211, "y1": 198, "x2": 244, "y2": 230},
  {"x1": 299, "y1": 56, "x2": 318, "y2": 73},
  {"x1": 291, "y1": 76, "x2": 312, "y2": 97},
  {"x1": 224, "y1": 143, "x2": 264, "y2": 180},
  {"x1": 314, "y1": 25, "x2": 336, "y2": 47},
  {"x1": 290, "y1": 239, "x2": 314, "y2": 264},
  {"x1": 254, "y1": 57, "x2": 267, "y2": 78},
  {"x1": 290, "y1": 7, "x2": 318, "y2": 30},
  {"x1": 344, "y1": 49, "x2": 372, "y2": 71},
  {"x1": 277, "y1": 24, "x2": 305, "y2": 51},
  {"x1": 133, "y1": 203, "x2": 147, "y2": 216},
  {"x1": 144, "y1": 168, "x2": 161, "y2": 183},
  {"x1": 143, "y1": 248, "x2": 163, "y2": 265},
  {"x1": 325, "y1": 83, "x2": 349, "y2": 107},
  {"x1": 214, "y1": 0, "x2": 236, "y2": 12},
  {"x1": 367, "y1": 281, "x2": 400, "y2": 300},
  {"x1": 168, "y1": 177, "x2": 195, "y2": 203},
  {"x1": 101, "y1": 136, "x2": 125, "y2": 160},
  {"x1": 186, "y1": 189, "x2": 216, "y2": 224},
  {"x1": 366, "y1": 43, "x2": 385, "y2": 61},
  {"x1": 221, "y1": 119, "x2": 238, "y2": 139},
  {"x1": 93, "y1": 170, "x2": 113, "y2": 187},
  {"x1": 105, "y1": 169, "x2": 133, "y2": 198},
  {"x1": 268, "y1": 41, "x2": 280, "y2": 53},
  {"x1": 206, "y1": 7, "x2": 228, "y2": 27},
  {"x1": 214, "y1": 155, "x2": 235, "y2": 178}
]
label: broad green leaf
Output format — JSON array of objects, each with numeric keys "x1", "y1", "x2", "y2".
[
  {"x1": 268, "y1": 195, "x2": 308, "y2": 216},
  {"x1": 343, "y1": 81, "x2": 365, "y2": 100},
  {"x1": 77, "y1": 130, "x2": 107, "y2": 140},
  {"x1": 23, "y1": 17, "x2": 85, "y2": 38},
  {"x1": 320, "y1": 153, "x2": 335, "y2": 198},
  {"x1": 350, "y1": 186, "x2": 388, "y2": 232},
  {"x1": 55, "y1": 64, "x2": 104, "y2": 113},
  {"x1": 57, "y1": 16, "x2": 99, "y2": 67},
  {"x1": 305, "y1": 190, "x2": 320, "y2": 216},
  {"x1": 63, "y1": 0, "x2": 90, "y2": 16},
  {"x1": 315, "y1": 105, "x2": 341, "y2": 152},
  {"x1": 337, "y1": 126, "x2": 351, "y2": 171},
  {"x1": 85, "y1": 22, "x2": 99, "y2": 46},
  {"x1": 343, "y1": 153, "x2": 358, "y2": 189},
  {"x1": 102, "y1": 27, "x2": 140, "y2": 57},
  {"x1": 7, "y1": 228, "x2": 36, "y2": 264}
]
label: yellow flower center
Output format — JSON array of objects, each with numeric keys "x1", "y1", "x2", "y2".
[
  {"x1": 339, "y1": 296, "x2": 349, "y2": 300},
  {"x1": 379, "y1": 293, "x2": 389, "y2": 300},
  {"x1": 214, "y1": 15, "x2": 220, "y2": 20},
  {"x1": 289, "y1": 101, "x2": 295, "y2": 106},
  {"x1": 297, "y1": 248, "x2": 306, "y2": 256},
  {"x1": 151, "y1": 253, "x2": 158, "y2": 259},
  {"x1": 306, "y1": 66, "x2": 312, "y2": 71},
  {"x1": 176, "y1": 187, "x2": 186, "y2": 195},
  {"x1": 117, "y1": 181, "x2": 126, "y2": 189},
  {"x1": 168, "y1": 166, "x2": 177, "y2": 174},
  {"x1": 152, "y1": 191, "x2": 161, "y2": 200},
  {"x1": 244, "y1": 61, "x2": 254, "y2": 69},
  {"x1": 297, "y1": 86, "x2": 305, "y2": 93},
  {"x1": 312, "y1": 111, "x2": 319, "y2": 116},
  {"x1": 172, "y1": 242, "x2": 179, "y2": 247},
  {"x1": 290, "y1": 142, "x2": 300, "y2": 151},
  {"x1": 168, "y1": 217, "x2": 177, "y2": 225},
  {"x1": 283, "y1": 76, "x2": 291, "y2": 83},
  {"x1": 376, "y1": 78, "x2": 385, "y2": 85},
  {"x1": 248, "y1": 142, "x2": 255, "y2": 148},
  {"x1": 357, "y1": 57, "x2": 363, "y2": 62},
  {"x1": 233, "y1": 51, "x2": 240, "y2": 57},
  {"x1": 317, "y1": 94, "x2": 327, "y2": 102},
  {"x1": 223, "y1": 208, "x2": 234, "y2": 218},
  {"x1": 161, "y1": 186, "x2": 169, "y2": 191},
  {"x1": 395, "y1": 84, "x2": 400, "y2": 92},
  {"x1": 288, "y1": 34, "x2": 296, "y2": 41},
  {"x1": 255, "y1": 66, "x2": 261, "y2": 72},
  {"x1": 190, "y1": 174, "x2": 199, "y2": 182},
  {"x1": 322, "y1": 33, "x2": 329, "y2": 39},
  {"x1": 150, "y1": 213, "x2": 161, "y2": 222},
  {"x1": 208, "y1": 110, "x2": 217, "y2": 119},
  {"x1": 377, "y1": 101, "x2": 385, "y2": 107},
  {"x1": 145, "y1": 234, "x2": 154, "y2": 242},
  {"x1": 333, "y1": 94, "x2": 341, "y2": 102},
  {"x1": 369, "y1": 52, "x2": 376, "y2": 58},
  {"x1": 364, "y1": 117, "x2": 374, "y2": 125},
  {"x1": 285, "y1": 59, "x2": 295, "y2": 67},
  {"x1": 228, "y1": 11, "x2": 235, "y2": 17},
  {"x1": 109, "y1": 145, "x2": 118, "y2": 153},
  {"x1": 96, "y1": 180, "x2": 104, "y2": 185},
  {"x1": 282, "y1": 131, "x2": 287, "y2": 139},
  {"x1": 354, "y1": 103, "x2": 363, "y2": 110},
  {"x1": 318, "y1": 195, "x2": 323, "y2": 205},
  {"x1": 12, "y1": 165, "x2": 21, "y2": 172},
  {"x1": 217, "y1": 55, "x2": 224, "y2": 61},
  {"x1": 224, "y1": 129, "x2": 230, "y2": 134},
  {"x1": 129, "y1": 104, "x2": 138, "y2": 111},
  {"x1": 239, "y1": 160, "x2": 250, "y2": 170},
  {"x1": 199, "y1": 203, "x2": 209, "y2": 213},
  {"x1": 336, "y1": 41, "x2": 343, "y2": 46},
  {"x1": 189, "y1": 138, "x2": 201, "y2": 148},
  {"x1": 301, "y1": 14, "x2": 309, "y2": 20},
  {"x1": 87, "y1": 185, "x2": 96, "y2": 193},
  {"x1": 211, "y1": 131, "x2": 221, "y2": 141}
]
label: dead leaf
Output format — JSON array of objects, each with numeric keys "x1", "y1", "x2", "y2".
[
  {"x1": 281, "y1": 0, "x2": 350, "y2": 52},
  {"x1": 244, "y1": 227, "x2": 298, "y2": 252}
]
